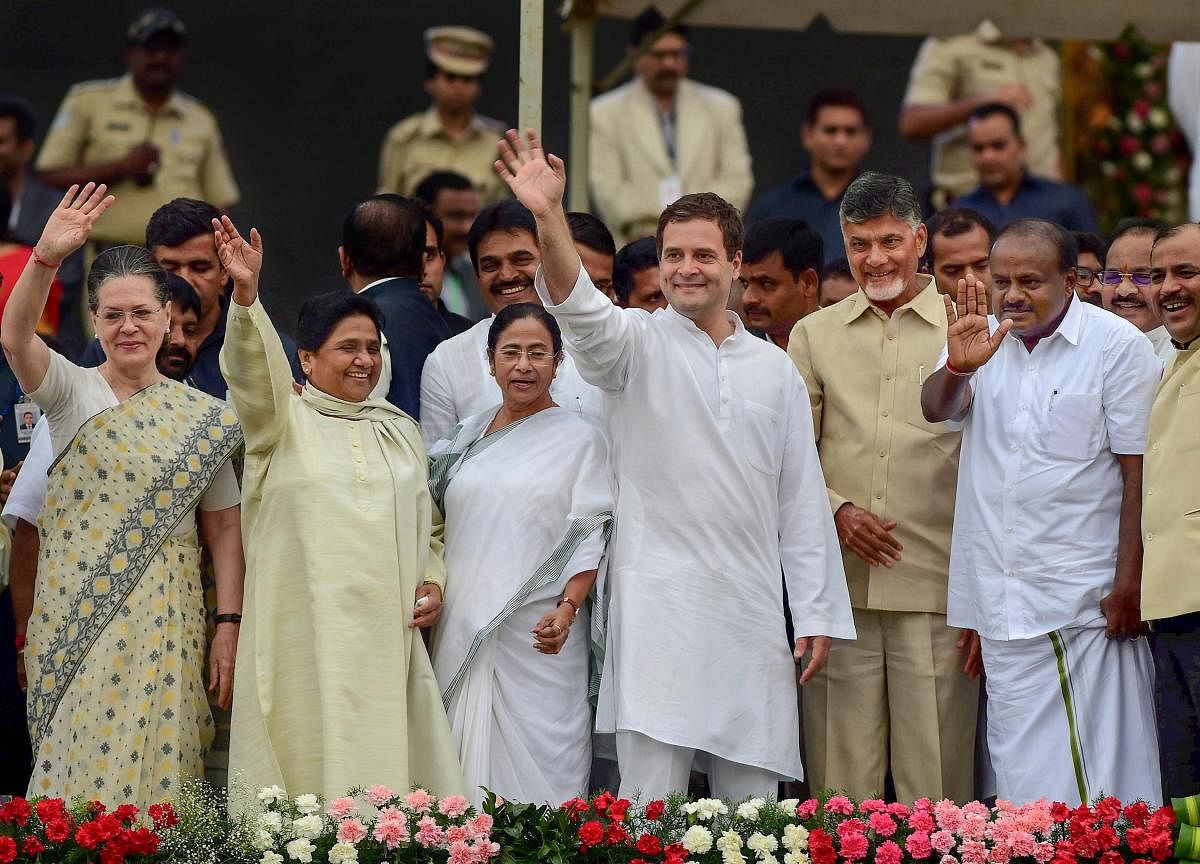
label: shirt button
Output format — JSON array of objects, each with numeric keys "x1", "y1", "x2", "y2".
[
  {"x1": 882, "y1": 409, "x2": 890, "y2": 418},
  {"x1": 884, "y1": 373, "x2": 893, "y2": 381},
  {"x1": 1153, "y1": 443, "x2": 1160, "y2": 451},
  {"x1": 1146, "y1": 532, "x2": 1155, "y2": 541},
  {"x1": 887, "y1": 333, "x2": 896, "y2": 341},
  {"x1": 1147, "y1": 488, "x2": 1154, "y2": 496},
  {"x1": 1011, "y1": 442, "x2": 1020, "y2": 451},
  {"x1": 351, "y1": 441, "x2": 360, "y2": 448},
  {"x1": 1019, "y1": 404, "x2": 1027, "y2": 411},
  {"x1": 874, "y1": 491, "x2": 882, "y2": 500},
  {"x1": 878, "y1": 450, "x2": 886, "y2": 458}
]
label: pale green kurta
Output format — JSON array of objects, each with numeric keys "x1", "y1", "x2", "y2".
[{"x1": 222, "y1": 297, "x2": 463, "y2": 802}]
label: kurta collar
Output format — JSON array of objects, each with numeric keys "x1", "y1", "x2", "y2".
[
  {"x1": 113, "y1": 74, "x2": 185, "y2": 117},
  {"x1": 663, "y1": 300, "x2": 745, "y2": 343},
  {"x1": 1005, "y1": 292, "x2": 1083, "y2": 348},
  {"x1": 841, "y1": 273, "x2": 939, "y2": 325}
]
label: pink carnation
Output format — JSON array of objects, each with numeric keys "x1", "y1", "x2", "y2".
[
  {"x1": 861, "y1": 799, "x2": 887, "y2": 814},
  {"x1": 447, "y1": 826, "x2": 471, "y2": 844},
  {"x1": 1010, "y1": 832, "x2": 1038, "y2": 857},
  {"x1": 416, "y1": 815, "x2": 446, "y2": 847},
  {"x1": 467, "y1": 813, "x2": 493, "y2": 839},
  {"x1": 869, "y1": 813, "x2": 898, "y2": 837},
  {"x1": 473, "y1": 839, "x2": 501, "y2": 860},
  {"x1": 406, "y1": 790, "x2": 435, "y2": 813},
  {"x1": 797, "y1": 800, "x2": 819, "y2": 819},
  {"x1": 910, "y1": 811, "x2": 936, "y2": 833},
  {"x1": 959, "y1": 839, "x2": 988, "y2": 864},
  {"x1": 961, "y1": 815, "x2": 988, "y2": 841},
  {"x1": 366, "y1": 785, "x2": 396, "y2": 807},
  {"x1": 963, "y1": 802, "x2": 990, "y2": 819},
  {"x1": 840, "y1": 832, "x2": 870, "y2": 860},
  {"x1": 328, "y1": 797, "x2": 358, "y2": 819},
  {"x1": 988, "y1": 843, "x2": 1012, "y2": 864},
  {"x1": 876, "y1": 840, "x2": 902, "y2": 864},
  {"x1": 838, "y1": 819, "x2": 868, "y2": 839},
  {"x1": 906, "y1": 832, "x2": 934, "y2": 859},
  {"x1": 1033, "y1": 843, "x2": 1056, "y2": 863},
  {"x1": 449, "y1": 840, "x2": 475, "y2": 864},
  {"x1": 995, "y1": 800, "x2": 1016, "y2": 814},
  {"x1": 337, "y1": 818, "x2": 368, "y2": 845},
  {"x1": 888, "y1": 803, "x2": 911, "y2": 820},
  {"x1": 373, "y1": 811, "x2": 409, "y2": 850},
  {"x1": 934, "y1": 801, "x2": 964, "y2": 833},
  {"x1": 941, "y1": 857, "x2": 961, "y2": 864},
  {"x1": 826, "y1": 796, "x2": 855, "y2": 816},
  {"x1": 440, "y1": 795, "x2": 470, "y2": 818},
  {"x1": 931, "y1": 831, "x2": 957, "y2": 855}
]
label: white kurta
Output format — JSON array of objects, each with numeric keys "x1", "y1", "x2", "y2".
[
  {"x1": 429, "y1": 407, "x2": 613, "y2": 805},
  {"x1": 418, "y1": 316, "x2": 604, "y2": 447},
  {"x1": 536, "y1": 265, "x2": 855, "y2": 780}
]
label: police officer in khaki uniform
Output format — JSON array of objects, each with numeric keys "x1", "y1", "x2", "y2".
[
  {"x1": 36, "y1": 8, "x2": 239, "y2": 247},
  {"x1": 899, "y1": 20, "x2": 1061, "y2": 205},
  {"x1": 377, "y1": 26, "x2": 508, "y2": 205}
]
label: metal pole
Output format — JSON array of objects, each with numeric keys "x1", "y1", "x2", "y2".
[
  {"x1": 519, "y1": 0, "x2": 544, "y2": 135},
  {"x1": 568, "y1": 19, "x2": 595, "y2": 211}
]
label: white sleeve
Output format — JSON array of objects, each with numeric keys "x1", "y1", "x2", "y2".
[
  {"x1": 419, "y1": 347, "x2": 458, "y2": 448},
  {"x1": 29, "y1": 350, "x2": 87, "y2": 434},
  {"x1": 1102, "y1": 329, "x2": 1160, "y2": 455},
  {"x1": 198, "y1": 459, "x2": 240, "y2": 511},
  {"x1": 534, "y1": 262, "x2": 643, "y2": 392},
  {"x1": 2, "y1": 417, "x2": 53, "y2": 529},
  {"x1": 778, "y1": 372, "x2": 856, "y2": 640}
]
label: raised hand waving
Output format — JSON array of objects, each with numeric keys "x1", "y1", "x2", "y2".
[
  {"x1": 494, "y1": 128, "x2": 566, "y2": 218},
  {"x1": 211, "y1": 215, "x2": 263, "y2": 305},
  {"x1": 35, "y1": 183, "x2": 115, "y2": 265},
  {"x1": 944, "y1": 273, "x2": 1012, "y2": 375}
]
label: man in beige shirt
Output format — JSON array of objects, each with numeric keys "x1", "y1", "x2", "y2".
[
  {"x1": 788, "y1": 172, "x2": 980, "y2": 802},
  {"x1": 377, "y1": 27, "x2": 507, "y2": 205},
  {"x1": 899, "y1": 20, "x2": 1060, "y2": 204},
  {"x1": 1143, "y1": 221, "x2": 1200, "y2": 798},
  {"x1": 35, "y1": 9, "x2": 239, "y2": 246}
]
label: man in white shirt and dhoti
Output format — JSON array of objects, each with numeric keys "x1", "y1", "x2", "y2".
[
  {"x1": 921, "y1": 218, "x2": 1162, "y2": 805},
  {"x1": 495, "y1": 129, "x2": 855, "y2": 802}
]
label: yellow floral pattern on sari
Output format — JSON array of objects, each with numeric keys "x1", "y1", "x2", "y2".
[{"x1": 25, "y1": 381, "x2": 241, "y2": 806}]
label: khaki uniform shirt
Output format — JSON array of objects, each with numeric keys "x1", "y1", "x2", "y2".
[
  {"x1": 36, "y1": 76, "x2": 239, "y2": 245},
  {"x1": 1142, "y1": 345, "x2": 1200, "y2": 621},
  {"x1": 376, "y1": 109, "x2": 507, "y2": 204},
  {"x1": 788, "y1": 276, "x2": 960, "y2": 614},
  {"x1": 903, "y1": 21, "x2": 1061, "y2": 198}
]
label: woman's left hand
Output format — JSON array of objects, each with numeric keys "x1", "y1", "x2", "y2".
[
  {"x1": 532, "y1": 604, "x2": 574, "y2": 655},
  {"x1": 411, "y1": 582, "x2": 443, "y2": 628},
  {"x1": 208, "y1": 624, "x2": 238, "y2": 711}
]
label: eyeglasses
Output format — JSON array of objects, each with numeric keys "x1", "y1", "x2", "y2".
[
  {"x1": 1099, "y1": 269, "x2": 1154, "y2": 288},
  {"x1": 647, "y1": 48, "x2": 690, "y2": 62},
  {"x1": 490, "y1": 347, "x2": 556, "y2": 364},
  {"x1": 97, "y1": 305, "x2": 164, "y2": 325},
  {"x1": 1075, "y1": 266, "x2": 1097, "y2": 287}
]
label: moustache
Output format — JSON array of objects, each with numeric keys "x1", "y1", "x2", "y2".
[{"x1": 1002, "y1": 305, "x2": 1033, "y2": 314}]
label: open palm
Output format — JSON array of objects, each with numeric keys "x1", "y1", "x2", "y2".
[
  {"x1": 944, "y1": 274, "x2": 1011, "y2": 373},
  {"x1": 211, "y1": 215, "x2": 262, "y2": 288},
  {"x1": 495, "y1": 128, "x2": 565, "y2": 217},
  {"x1": 37, "y1": 183, "x2": 115, "y2": 263}
]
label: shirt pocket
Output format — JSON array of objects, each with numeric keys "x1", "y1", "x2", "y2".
[
  {"x1": 743, "y1": 400, "x2": 782, "y2": 475},
  {"x1": 1047, "y1": 393, "x2": 1103, "y2": 461}
]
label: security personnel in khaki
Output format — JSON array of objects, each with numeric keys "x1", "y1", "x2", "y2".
[
  {"x1": 899, "y1": 20, "x2": 1061, "y2": 204},
  {"x1": 36, "y1": 8, "x2": 239, "y2": 246},
  {"x1": 377, "y1": 27, "x2": 507, "y2": 205}
]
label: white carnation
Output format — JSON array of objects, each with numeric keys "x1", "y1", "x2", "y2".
[
  {"x1": 737, "y1": 800, "x2": 765, "y2": 821},
  {"x1": 290, "y1": 815, "x2": 324, "y2": 840},
  {"x1": 328, "y1": 842, "x2": 359, "y2": 864},
  {"x1": 782, "y1": 824, "x2": 809, "y2": 852},
  {"x1": 716, "y1": 829, "x2": 747, "y2": 864},
  {"x1": 253, "y1": 830, "x2": 276, "y2": 851},
  {"x1": 747, "y1": 832, "x2": 779, "y2": 855},
  {"x1": 260, "y1": 854, "x2": 284, "y2": 864},
  {"x1": 785, "y1": 852, "x2": 811, "y2": 864},
  {"x1": 257, "y1": 785, "x2": 288, "y2": 805},
  {"x1": 294, "y1": 794, "x2": 321, "y2": 816},
  {"x1": 258, "y1": 812, "x2": 284, "y2": 834},
  {"x1": 1150, "y1": 107, "x2": 1170, "y2": 129},
  {"x1": 685, "y1": 798, "x2": 730, "y2": 820},
  {"x1": 682, "y1": 825, "x2": 715, "y2": 853},
  {"x1": 778, "y1": 799, "x2": 800, "y2": 813},
  {"x1": 1133, "y1": 151, "x2": 1154, "y2": 171},
  {"x1": 285, "y1": 838, "x2": 315, "y2": 863}
]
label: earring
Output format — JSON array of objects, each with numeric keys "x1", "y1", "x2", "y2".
[{"x1": 302, "y1": 366, "x2": 311, "y2": 376}]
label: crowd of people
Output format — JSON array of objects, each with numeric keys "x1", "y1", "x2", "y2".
[{"x1": 1, "y1": 3, "x2": 1199, "y2": 817}]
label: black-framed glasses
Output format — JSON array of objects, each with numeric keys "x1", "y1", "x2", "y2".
[
  {"x1": 1075, "y1": 266, "x2": 1097, "y2": 287},
  {"x1": 1099, "y1": 269, "x2": 1154, "y2": 288}
]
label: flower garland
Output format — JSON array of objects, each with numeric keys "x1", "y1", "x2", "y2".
[{"x1": 0, "y1": 787, "x2": 1188, "y2": 864}]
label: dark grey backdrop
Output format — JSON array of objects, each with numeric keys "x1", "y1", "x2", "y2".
[{"x1": 3, "y1": 1, "x2": 929, "y2": 331}]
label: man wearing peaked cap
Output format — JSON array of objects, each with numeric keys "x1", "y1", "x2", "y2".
[
  {"x1": 377, "y1": 26, "x2": 508, "y2": 205},
  {"x1": 35, "y1": 7, "x2": 239, "y2": 248}
]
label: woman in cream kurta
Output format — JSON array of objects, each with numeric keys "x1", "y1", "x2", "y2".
[{"x1": 216, "y1": 217, "x2": 462, "y2": 802}]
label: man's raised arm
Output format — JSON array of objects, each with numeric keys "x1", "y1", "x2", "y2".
[{"x1": 495, "y1": 129, "x2": 580, "y2": 304}]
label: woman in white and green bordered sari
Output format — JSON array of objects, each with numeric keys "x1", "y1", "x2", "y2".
[
  {"x1": 429, "y1": 303, "x2": 614, "y2": 806},
  {"x1": 1, "y1": 184, "x2": 245, "y2": 806}
]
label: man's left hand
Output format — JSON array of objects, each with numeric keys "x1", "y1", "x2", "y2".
[
  {"x1": 1101, "y1": 587, "x2": 1143, "y2": 640},
  {"x1": 795, "y1": 635, "x2": 833, "y2": 685}
]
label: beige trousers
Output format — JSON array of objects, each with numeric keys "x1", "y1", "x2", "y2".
[{"x1": 803, "y1": 608, "x2": 979, "y2": 802}]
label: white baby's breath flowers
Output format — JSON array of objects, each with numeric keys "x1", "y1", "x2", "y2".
[{"x1": 682, "y1": 825, "x2": 715, "y2": 853}]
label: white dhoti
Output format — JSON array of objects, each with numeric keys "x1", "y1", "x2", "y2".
[
  {"x1": 981, "y1": 626, "x2": 1161, "y2": 806},
  {"x1": 616, "y1": 731, "x2": 782, "y2": 802}
]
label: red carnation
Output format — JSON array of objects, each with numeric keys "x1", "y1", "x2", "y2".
[
  {"x1": 645, "y1": 800, "x2": 666, "y2": 820},
  {"x1": 579, "y1": 820, "x2": 604, "y2": 846},
  {"x1": 113, "y1": 803, "x2": 139, "y2": 824},
  {"x1": 1127, "y1": 828, "x2": 1151, "y2": 854},
  {"x1": 1094, "y1": 825, "x2": 1118, "y2": 850},
  {"x1": 2, "y1": 798, "x2": 31, "y2": 827},
  {"x1": 810, "y1": 829, "x2": 837, "y2": 864},
  {"x1": 666, "y1": 842, "x2": 688, "y2": 864},
  {"x1": 1100, "y1": 851, "x2": 1124, "y2": 864},
  {"x1": 637, "y1": 834, "x2": 664, "y2": 855},
  {"x1": 631, "y1": 859, "x2": 649, "y2": 864},
  {"x1": 35, "y1": 798, "x2": 67, "y2": 822},
  {"x1": 76, "y1": 821, "x2": 104, "y2": 850},
  {"x1": 1120, "y1": 136, "x2": 1141, "y2": 156},
  {"x1": 148, "y1": 802, "x2": 179, "y2": 829},
  {"x1": 1125, "y1": 803, "x2": 1151, "y2": 828},
  {"x1": 22, "y1": 836, "x2": 45, "y2": 855},
  {"x1": 126, "y1": 826, "x2": 160, "y2": 855},
  {"x1": 1052, "y1": 841, "x2": 1077, "y2": 864},
  {"x1": 609, "y1": 799, "x2": 632, "y2": 822},
  {"x1": 592, "y1": 792, "x2": 615, "y2": 814},
  {"x1": 44, "y1": 817, "x2": 72, "y2": 843},
  {"x1": 606, "y1": 822, "x2": 631, "y2": 846},
  {"x1": 0, "y1": 837, "x2": 15, "y2": 864}
]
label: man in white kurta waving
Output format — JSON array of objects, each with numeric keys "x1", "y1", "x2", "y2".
[{"x1": 495, "y1": 130, "x2": 855, "y2": 801}]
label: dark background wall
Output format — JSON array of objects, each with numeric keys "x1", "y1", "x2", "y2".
[{"x1": 3, "y1": 0, "x2": 929, "y2": 332}]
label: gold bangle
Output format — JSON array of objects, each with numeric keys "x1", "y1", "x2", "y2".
[{"x1": 557, "y1": 597, "x2": 579, "y2": 620}]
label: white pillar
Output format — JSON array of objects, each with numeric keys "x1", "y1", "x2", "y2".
[
  {"x1": 568, "y1": 19, "x2": 595, "y2": 211},
  {"x1": 518, "y1": 0, "x2": 545, "y2": 134}
]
